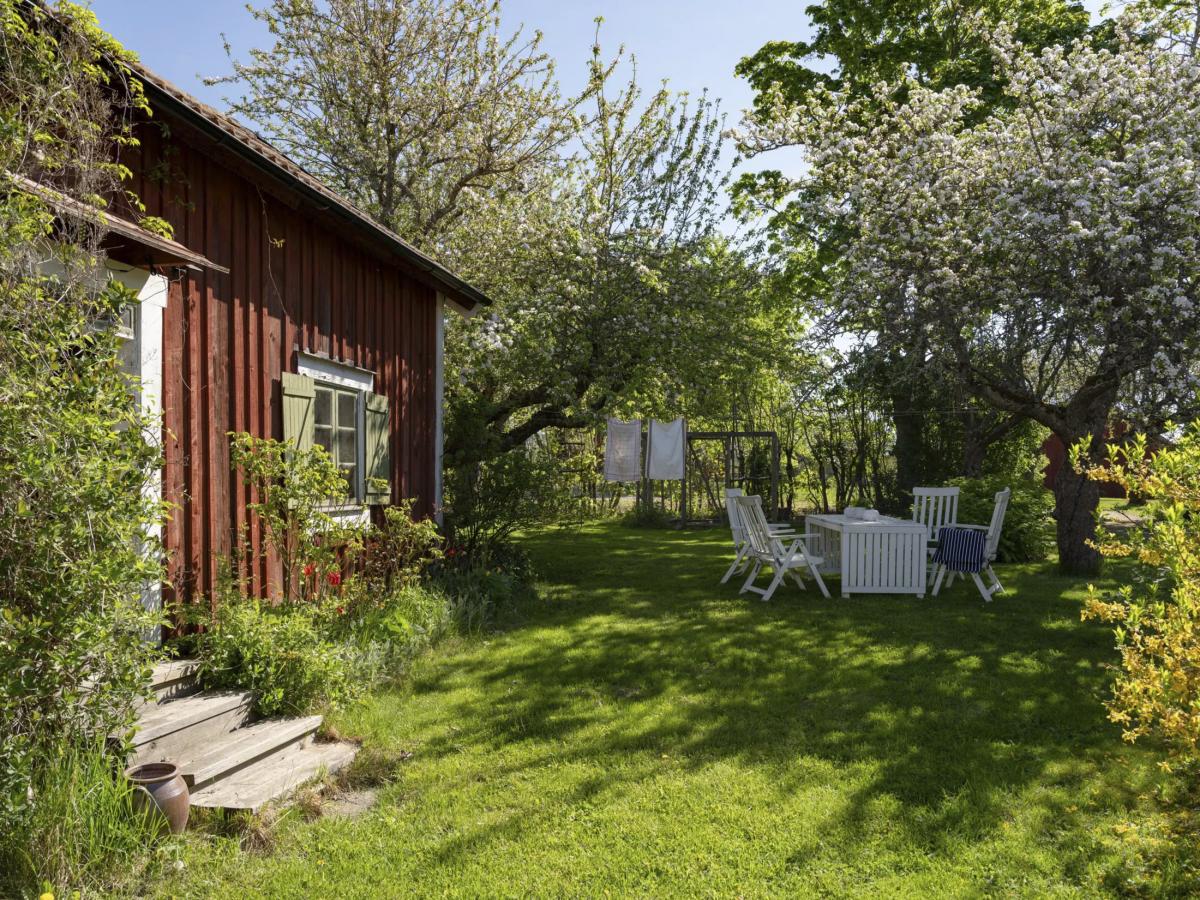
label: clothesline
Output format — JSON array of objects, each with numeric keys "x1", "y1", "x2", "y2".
[{"x1": 603, "y1": 417, "x2": 687, "y2": 483}]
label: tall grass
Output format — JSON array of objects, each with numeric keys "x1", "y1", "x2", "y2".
[
  {"x1": 0, "y1": 741, "x2": 159, "y2": 897},
  {"x1": 341, "y1": 570, "x2": 521, "y2": 689}
]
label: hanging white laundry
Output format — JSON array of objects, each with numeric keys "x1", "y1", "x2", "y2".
[
  {"x1": 604, "y1": 418, "x2": 643, "y2": 482},
  {"x1": 646, "y1": 417, "x2": 686, "y2": 481}
]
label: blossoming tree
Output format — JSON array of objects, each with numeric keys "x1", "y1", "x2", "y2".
[
  {"x1": 734, "y1": 0, "x2": 1096, "y2": 499},
  {"x1": 734, "y1": 22, "x2": 1200, "y2": 573}
]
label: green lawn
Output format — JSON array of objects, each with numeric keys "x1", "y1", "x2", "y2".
[{"x1": 166, "y1": 522, "x2": 1189, "y2": 897}]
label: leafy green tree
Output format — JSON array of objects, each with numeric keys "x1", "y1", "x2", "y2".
[
  {"x1": 733, "y1": 0, "x2": 1094, "y2": 500},
  {"x1": 214, "y1": 3, "x2": 781, "y2": 462},
  {"x1": 210, "y1": 0, "x2": 588, "y2": 251},
  {"x1": 441, "y1": 52, "x2": 735, "y2": 458},
  {"x1": 0, "y1": 0, "x2": 164, "y2": 859},
  {"x1": 736, "y1": 0, "x2": 1091, "y2": 111}
]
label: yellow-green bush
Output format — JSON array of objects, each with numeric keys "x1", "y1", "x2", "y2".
[{"x1": 1080, "y1": 425, "x2": 1200, "y2": 769}]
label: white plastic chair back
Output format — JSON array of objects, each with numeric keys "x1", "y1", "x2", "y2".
[
  {"x1": 984, "y1": 488, "x2": 1011, "y2": 561},
  {"x1": 725, "y1": 488, "x2": 746, "y2": 543},
  {"x1": 734, "y1": 495, "x2": 773, "y2": 557},
  {"x1": 913, "y1": 486, "x2": 960, "y2": 540}
]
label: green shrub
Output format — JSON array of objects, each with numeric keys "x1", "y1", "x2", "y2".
[
  {"x1": 444, "y1": 441, "x2": 570, "y2": 565},
  {"x1": 945, "y1": 475, "x2": 1054, "y2": 563},
  {"x1": 0, "y1": 741, "x2": 161, "y2": 897},
  {"x1": 1081, "y1": 426, "x2": 1200, "y2": 770},
  {"x1": 436, "y1": 567, "x2": 522, "y2": 630},
  {"x1": 229, "y1": 432, "x2": 358, "y2": 604},
  {"x1": 620, "y1": 503, "x2": 676, "y2": 529},
  {"x1": 196, "y1": 600, "x2": 359, "y2": 717},
  {"x1": 336, "y1": 582, "x2": 457, "y2": 687},
  {"x1": 0, "y1": 0, "x2": 164, "y2": 838},
  {"x1": 351, "y1": 501, "x2": 443, "y2": 606},
  {"x1": 335, "y1": 552, "x2": 531, "y2": 688}
]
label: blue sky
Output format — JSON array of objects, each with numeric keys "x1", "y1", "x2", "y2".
[
  {"x1": 87, "y1": 0, "x2": 1108, "y2": 202},
  {"x1": 88, "y1": 0, "x2": 814, "y2": 126}
]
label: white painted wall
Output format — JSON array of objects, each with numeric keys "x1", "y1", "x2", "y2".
[{"x1": 107, "y1": 263, "x2": 169, "y2": 641}]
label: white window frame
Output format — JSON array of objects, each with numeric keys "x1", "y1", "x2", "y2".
[{"x1": 297, "y1": 352, "x2": 375, "y2": 524}]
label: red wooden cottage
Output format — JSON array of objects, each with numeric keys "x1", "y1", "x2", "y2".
[{"x1": 90, "y1": 65, "x2": 489, "y2": 617}]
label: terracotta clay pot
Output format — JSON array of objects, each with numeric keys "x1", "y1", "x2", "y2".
[{"x1": 126, "y1": 761, "x2": 190, "y2": 834}]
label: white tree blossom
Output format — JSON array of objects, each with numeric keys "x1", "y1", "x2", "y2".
[{"x1": 735, "y1": 19, "x2": 1200, "y2": 573}]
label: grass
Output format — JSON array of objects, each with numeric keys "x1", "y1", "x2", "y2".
[
  {"x1": 1, "y1": 741, "x2": 166, "y2": 897},
  {"x1": 161, "y1": 521, "x2": 1194, "y2": 898}
]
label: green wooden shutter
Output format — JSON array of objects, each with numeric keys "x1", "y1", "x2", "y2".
[
  {"x1": 281, "y1": 372, "x2": 316, "y2": 451},
  {"x1": 364, "y1": 391, "x2": 391, "y2": 505}
]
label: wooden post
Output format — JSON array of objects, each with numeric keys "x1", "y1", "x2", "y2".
[
  {"x1": 680, "y1": 433, "x2": 688, "y2": 526},
  {"x1": 641, "y1": 424, "x2": 651, "y2": 517},
  {"x1": 770, "y1": 433, "x2": 781, "y2": 519}
]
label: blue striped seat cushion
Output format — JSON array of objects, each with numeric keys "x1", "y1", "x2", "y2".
[{"x1": 932, "y1": 526, "x2": 987, "y2": 573}]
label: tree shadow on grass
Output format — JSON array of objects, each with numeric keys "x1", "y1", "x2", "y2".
[{"x1": 408, "y1": 523, "x2": 1160, "y2": 885}]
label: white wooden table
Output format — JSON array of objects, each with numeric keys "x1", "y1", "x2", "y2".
[{"x1": 804, "y1": 513, "x2": 928, "y2": 598}]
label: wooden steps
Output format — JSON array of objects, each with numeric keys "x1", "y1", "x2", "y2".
[
  {"x1": 130, "y1": 690, "x2": 255, "y2": 766},
  {"x1": 183, "y1": 715, "x2": 322, "y2": 790},
  {"x1": 151, "y1": 658, "x2": 202, "y2": 701},
  {"x1": 190, "y1": 739, "x2": 357, "y2": 811},
  {"x1": 129, "y1": 660, "x2": 356, "y2": 815}
]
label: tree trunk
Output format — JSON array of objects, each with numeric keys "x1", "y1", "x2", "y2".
[
  {"x1": 1053, "y1": 458, "x2": 1102, "y2": 575},
  {"x1": 960, "y1": 417, "x2": 988, "y2": 482},
  {"x1": 893, "y1": 407, "x2": 925, "y2": 504},
  {"x1": 1050, "y1": 414, "x2": 1112, "y2": 575}
]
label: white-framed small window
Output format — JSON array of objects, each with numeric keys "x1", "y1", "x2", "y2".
[
  {"x1": 115, "y1": 301, "x2": 139, "y2": 379},
  {"x1": 292, "y1": 353, "x2": 388, "y2": 510},
  {"x1": 314, "y1": 381, "x2": 360, "y2": 498}
]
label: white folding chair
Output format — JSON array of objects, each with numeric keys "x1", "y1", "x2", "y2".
[
  {"x1": 733, "y1": 495, "x2": 830, "y2": 601},
  {"x1": 721, "y1": 488, "x2": 795, "y2": 584},
  {"x1": 913, "y1": 486, "x2": 960, "y2": 559},
  {"x1": 932, "y1": 487, "x2": 1011, "y2": 602}
]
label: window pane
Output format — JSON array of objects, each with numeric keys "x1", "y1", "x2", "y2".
[
  {"x1": 337, "y1": 427, "x2": 357, "y2": 463},
  {"x1": 340, "y1": 464, "x2": 356, "y2": 492},
  {"x1": 314, "y1": 388, "x2": 332, "y2": 426},
  {"x1": 314, "y1": 425, "x2": 333, "y2": 455},
  {"x1": 337, "y1": 391, "x2": 356, "y2": 427}
]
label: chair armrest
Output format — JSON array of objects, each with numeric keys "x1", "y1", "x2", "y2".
[{"x1": 956, "y1": 524, "x2": 988, "y2": 531}]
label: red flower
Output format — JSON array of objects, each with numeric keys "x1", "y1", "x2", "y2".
[
  {"x1": 302, "y1": 562, "x2": 316, "y2": 577},
  {"x1": 327, "y1": 571, "x2": 342, "y2": 586},
  {"x1": 446, "y1": 547, "x2": 457, "y2": 558},
  {"x1": 336, "y1": 606, "x2": 345, "y2": 616}
]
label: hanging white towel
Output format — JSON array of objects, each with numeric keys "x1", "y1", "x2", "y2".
[
  {"x1": 646, "y1": 418, "x2": 686, "y2": 481},
  {"x1": 604, "y1": 418, "x2": 643, "y2": 482}
]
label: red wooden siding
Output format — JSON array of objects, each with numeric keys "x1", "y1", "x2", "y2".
[{"x1": 123, "y1": 114, "x2": 440, "y2": 610}]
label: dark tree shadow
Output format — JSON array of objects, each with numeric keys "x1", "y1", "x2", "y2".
[{"x1": 401, "y1": 523, "x2": 1171, "y2": 889}]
